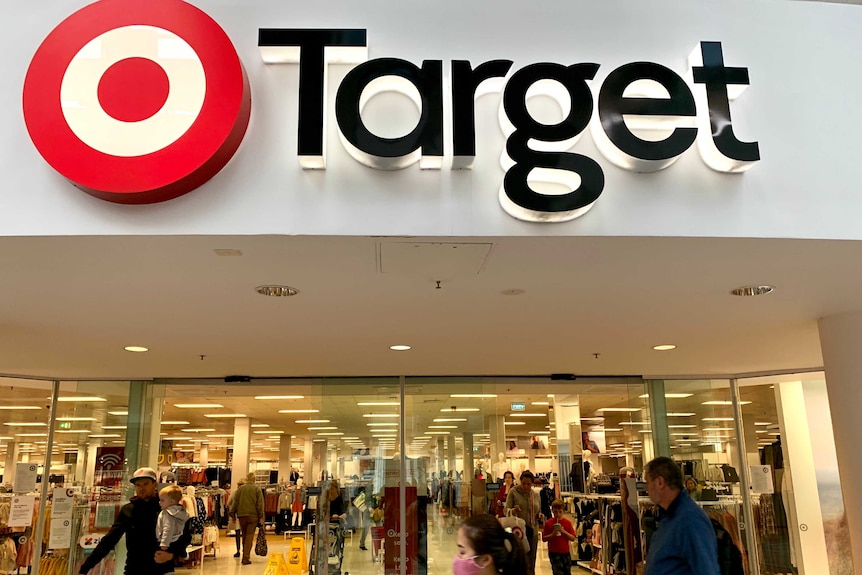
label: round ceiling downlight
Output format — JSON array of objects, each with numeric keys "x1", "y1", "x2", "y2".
[
  {"x1": 730, "y1": 285, "x2": 774, "y2": 297},
  {"x1": 390, "y1": 345, "x2": 411, "y2": 351},
  {"x1": 256, "y1": 285, "x2": 300, "y2": 297}
]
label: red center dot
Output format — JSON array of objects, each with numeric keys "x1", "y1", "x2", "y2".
[{"x1": 98, "y1": 57, "x2": 170, "y2": 123}]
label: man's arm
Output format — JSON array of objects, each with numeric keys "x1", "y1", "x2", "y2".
[{"x1": 79, "y1": 505, "x2": 131, "y2": 574}]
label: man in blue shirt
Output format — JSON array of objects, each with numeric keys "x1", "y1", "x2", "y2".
[{"x1": 644, "y1": 457, "x2": 720, "y2": 575}]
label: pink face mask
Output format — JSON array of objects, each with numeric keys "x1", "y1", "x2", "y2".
[{"x1": 452, "y1": 555, "x2": 485, "y2": 575}]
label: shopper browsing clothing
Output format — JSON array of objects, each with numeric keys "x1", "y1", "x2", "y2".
[
  {"x1": 454, "y1": 514, "x2": 527, "y2": 575},
  {"x1": 542, "y1": 499, "x2": 576, "y2": 575},
  {"x1": 79, "y1": 468, "x2": 190, "y2": 575},
  {"x1": 229, "y1": 472, "x2": 264, "y2": 565},
  {"x1": 328, "y1": 480, "x2": 346, "y2": 522},
  {"x1": 504, "y1": 470, "x2": 545, "y2": 575},
  {"x1": 644, "y1": 457, "x2": 720, "y2": 575}
]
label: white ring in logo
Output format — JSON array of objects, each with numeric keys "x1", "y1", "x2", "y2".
[{"x1": 60, "y1": 26, "x2": 206, "y2": 157}]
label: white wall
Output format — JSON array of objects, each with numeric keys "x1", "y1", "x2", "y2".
[{"x1": 3, "y1": 0, "x2": 862, "y2": 239}]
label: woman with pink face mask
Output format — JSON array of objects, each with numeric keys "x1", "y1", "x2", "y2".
[{"x1": 453, "y1": 515, "x2": 527, "y2": 575}]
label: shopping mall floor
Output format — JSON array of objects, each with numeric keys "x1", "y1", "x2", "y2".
[{"x1": 181, "y1": 513, "x2": 563, "y2": 575}]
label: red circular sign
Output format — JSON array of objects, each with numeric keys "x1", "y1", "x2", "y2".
[{"x1": 23, "y1": 0, "x2": 252, "y2": 204}]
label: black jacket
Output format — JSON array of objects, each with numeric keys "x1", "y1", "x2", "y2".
[{"x1": 80, "y1": 496, "x2": 190, "y2": 575}]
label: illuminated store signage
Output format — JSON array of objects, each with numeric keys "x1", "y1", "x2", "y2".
[
  {"x1": 22, "y1": 0, "x2": 759, "y2": 223},
  {"x1": 261, "y1": 30, "x2": 759, "y2": 223}
]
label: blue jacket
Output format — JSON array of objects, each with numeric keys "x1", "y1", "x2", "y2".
[{"x1": 645, "y1": 490, "x2": 720, "y2": 575}]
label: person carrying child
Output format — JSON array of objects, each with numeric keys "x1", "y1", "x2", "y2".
[{"x1": 156, "y1": 485, "x2": 189, "y2": 575}]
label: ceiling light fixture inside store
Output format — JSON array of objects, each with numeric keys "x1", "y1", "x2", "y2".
[
  {"x1": 730, "y1": 285, "x2": 775, "y2": 297},
  {"x1": 390, "y1": 345, "x2": 411, "y2": 351},
  {"x1": 256, "y1": 285, "x2": 300, "y2": 297},
  {"x1": 702, "y1": 418, "x2": 735, "y2": 422},
  {"x1": 57, "y1": 397, "x2": 106, "y2": 402},
  {"x1": 89, "y1": 434, "x2": 121, "y2": 438},
  {"x1": 175, "y1": 404, "x2": 223, "y2": 409},
  {"x1": 702, "y1": 401, "x2": 751, "y2": 406},
  {"x1": 652, "y1": 345, "x2": 677, "y2": 351},
  {"x1": 450, "y1": 394, "x2": 497, "y2": 398},
  {"x1": 124, "y1": 346, "x2": 148, "y2": 353},
  {"x1": 161, "y1": 421, "x2": 191, "y2": 425},
  {"x1": 255, "y1": 430, "x2": 283, "y2": 434},
  {"x1": 503, "y1": 422, "x2": 525, "y2": 426},
  {"x1": 366, "y1": 423, "x2": 397, "y2": 427},
  {"x1": 108, "y1": 411, "x2": 128, "y2": 416},
  {"x1": 509, "y1": 413, "x2": 546, "y2": 417},
  {"x1": 4, "y1": 423, "x2": 46, "y2": 427},
  {"x1": 363, "y1": 414, "x2": 399, "y2": 418},
  {"x1": 357, "y1": 402, "x2": 401, "y2": 407},
  {"x1": 667, "y1": 413, "x2": 696, "y2": 417},
  {"x1": 638, "y1": 393, "x2": 692, "y2": 399},
  {"x1": 307, "y1": 427, "x2": 337, "y2": 431},
  {"x1": 0, "y1": 406, "x2": 41, "y2": 410},
  {"x1": 440, "y1": 407, "x2": 479, "y2": 412},
  {"x1": 296, "y1": 420, "x2": 329, "y2": 424},
  {"x1": 433, "y1": 418, "x2": 467, "y2": 422},
  {"x1": 56, "y1": 417, "x2": 96, "y2": 422},
  {"x1": 254, "y1": 396, "x2": 304, "y2": 400},
  {"x1": 205, "y1": 414, "x2": 247, "y2": 418},
  {"x1": 279, "y1": 409, "x2": 319, "y2": 414},
  {"x1": 532, "y1": 401, "x2": 550, "y2": 405},
  {"x1": 597, "y1": 407, "x2": 640, "y2": 412}
]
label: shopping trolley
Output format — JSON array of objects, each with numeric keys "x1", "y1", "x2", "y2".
[{"x1": 308, "y1": 522, "x2": 347, "y2": 575}]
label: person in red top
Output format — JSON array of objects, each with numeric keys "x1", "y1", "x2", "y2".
[
  {"x1": 541, "y1": 499, "x2": 576, "y2": 575},
  {"x1": 495, "y1": 471, "x2": 515, "y2": 517}
]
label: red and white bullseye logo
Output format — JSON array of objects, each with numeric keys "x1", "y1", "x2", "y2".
[{"x1": 23, "y1": 0, "x2": 251, "y2": 204}]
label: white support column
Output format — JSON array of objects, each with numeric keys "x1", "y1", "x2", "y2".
[
  {"x1": 199, "y1": 444, "x2": 209, "y2": 468},
  {"x1": 818, "y1": 311, "x2": 862, "y2": 574},
  {"x1": 278, "y1": 436, "x2": 292, "y2": 484},
  {"x1": 84, "y1": 440, "x2": 101, "y2": 487},
  {"x1": 774, "y1": 382, "x2": 829, "y2": 575},
  {"x1": 232, "y1": 418, "x2": 251, "y2": 482},
  {"x1": 304, "y1": 438, "x2": 313, "y2": 483}
]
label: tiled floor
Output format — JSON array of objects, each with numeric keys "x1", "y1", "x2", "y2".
[{"x1": 179, "y1": 508, "x2": 563, "y2": 575}]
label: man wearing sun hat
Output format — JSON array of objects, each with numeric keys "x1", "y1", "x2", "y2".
[{"x1": 79, "y1": 468, "x2": 191, "y2": 575}]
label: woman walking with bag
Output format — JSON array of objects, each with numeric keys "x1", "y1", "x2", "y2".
[{"x1": 505, "y1": 470, "x2": 545, "y2": 575}]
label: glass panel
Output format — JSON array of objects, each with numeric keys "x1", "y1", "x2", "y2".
[
  {"x1": 658, "y1": 379, "x2": 750, "y2": 574},
  {"x1": 405, "y1": 376, "x2": 646, "y2": 575},
  {"x1": 738, "y1": 373, "x2": 852, "y2": 575}
]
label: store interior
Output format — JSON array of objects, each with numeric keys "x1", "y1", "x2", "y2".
[{"x1": 0, "y1": 375, "x2": 852, "y2": 575}]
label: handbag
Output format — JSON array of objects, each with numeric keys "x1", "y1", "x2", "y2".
[
  {"x1": 498, "y1": 509, "x2": 530, "y2": 552},
  {"x1": 255, "y1": 525, "x2": 268, "y2": 556}
]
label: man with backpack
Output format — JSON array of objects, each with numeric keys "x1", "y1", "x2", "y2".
[{"x1": 643, "y1": 457, "x2": 721, "y2": 575}]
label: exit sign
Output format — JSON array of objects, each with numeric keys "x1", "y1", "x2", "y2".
[
  {"x1": 58, "y1": 422, "x2": 71, "y2": 429},
  {"x1": 511, "y1": 403, "x2": 526, "y2": 411}
]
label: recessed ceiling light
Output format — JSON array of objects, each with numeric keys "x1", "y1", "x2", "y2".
[
  {"x1": 668, "y1": 425, "x2": 697, "y2": 429},
  {"x1": 279, "y1": 409, "x2": 319, "y2": 414},
  {"x1": 652, "y1": 345, "x2": 677, "y2": 351},
  {"x1": 440, "y1": 407, "x2": 479, "y2": 412},
  {"x1": 638, "y1": 393, "x2": 692, "y2": 399},
  {"x1": 580, "y1": 417, "x2": 605, "y2": 422},
  {"x1": 597, "y1": 408, "x2": 640, "y2": 412},
  {"x1": 57, "y1": 397, "x2": 106, "y2": 402},
  {"x1": 754, "y1": 422, "x2": 772, "y2": 426},
  {"x1": 428, "y1": 425, "x2": 457, "y2": 429},
  {"x1": 56, "y1": 417, "x2": 97, "y2": 422},
  {"x1": 531, "y1": 401, "x2": 550, "y2": 406},
  {"x1": 175, "y1": 404, "x2": 223, "y2": 409},
  {"x1": 108, "y1": 411, "x2": 128, "y2": 416},
  {"x1": 182, "y1": 428, "x2": 216, "y2": 433},
  {"x1": 0, "y1": 406, "x2": 41, "y2": 410},
  {"x1": 389, "y1": 345, "x2": 411, "y2": 351},
  {"x1": 89, "y1": 434, "x2": 122, "y2": 438},
  {"x1": 14, "y1": 433, "x2": 48, "y2": 437},
  {"x1": 509, "y1": 413, "x2": 546, "y2": 417},
  {"x1": 500, "y1": 289, "x2": 526, "y2": 296},
  {"x1": 372, "y1": 434, "x2": 398, "y2": 438},
  {"x1": 667, "y1": 412, "x2": 696, "y2": 417},
  {"x1": 503, "y1": 422, "x2": 525, "y2": 426},
  {"x1": 161, "y1": 421, "x2": 191, "y2": 425},
  {"x1": 427, "y1": 431, "x2": 450, "y2": 435},
  {"x1": 4, "y1": 423, "x2": 47, "y2": 427},
  {"x1": 357, "y1": 402, "x2": 401, "y2": 407},
  {"x1": 528, "y1": 431, "x2": 550, "y2": 435},
  {"x1": 619, "y1": 421, "x2": 649, "y2": 426},
  {"x1": 204, "y1": 414, "x2": 247, "y2": 418},
  {"x1": 296, "y1": 420, "x2": 330, "y2": 424},
  {"x1": 250, "y1": 424, "x2": 270, "y2": 428},
  {"x1": 367, "y1": 423, "x2": 398, "y2": 427},
  {"x1": 450, "y1": 394, "x2": 497, "y2": 398},
  {"x1": 256, "y1": 285, "x2": 300, "y2": 297},
  {"x1": 702, "y1": 418, "x2": 735, "y2": 422},
  {"x1": 101, "y1": 426, "x2": 127, "y2": 430},
  {"x1": 56, "y1": 430, "x2": 91, "y2": 434},
  {"x1": 602, "y1": 428, "x2": 623, "y2": 432},
  {"x1": 124, "y1": 346, "x2": 149, "y2": 353},
  {"x1": 730, "y1": 285, "x2": 775, "y2": 297},
  {"x1": 362, "y1": 414, "x2": 399, "y2": 418},
  {"x1": 308, "y1": 427, "x2": 337, "y2": 431},
  {"x1": 317, "y1": 432, "x2": 344, "y2": 436},
  {"x1": 702, "y1": 401, "x2": 751, "y2": 406},
  {"x1": 254, "y1": 396, "x2": 304, "y2": 400},
  {"x1": 433, "y1": 418, "x2": 467, "y2": 423}
]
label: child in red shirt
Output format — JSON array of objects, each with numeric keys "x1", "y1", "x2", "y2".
[{"x1": 541, "y1": 499, "x2": 576, "y2": 575}]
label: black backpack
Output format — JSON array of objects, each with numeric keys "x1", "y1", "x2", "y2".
[{"x1": 711, "y1": 518, "x2": 744, "y2": 575}]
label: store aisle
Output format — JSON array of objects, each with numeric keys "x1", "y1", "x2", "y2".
[{"x1": 177, "y1": 522, "x2": 561, "y2": 575}]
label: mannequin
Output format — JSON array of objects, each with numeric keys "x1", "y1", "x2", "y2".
[
  {"x1": 491, "y1": 452, "x2": 508, "y2": 481},
  {"x1": 291, "y1": 479, "x2": 304, "y2": 527},
  {"x1": 583, "y1": 451, "x2": 598, "y2": 493}
]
